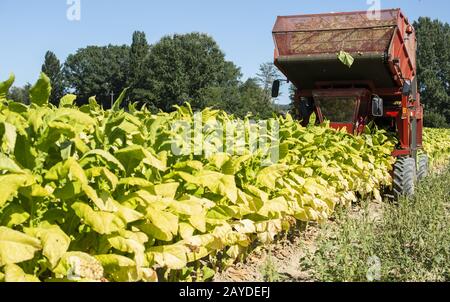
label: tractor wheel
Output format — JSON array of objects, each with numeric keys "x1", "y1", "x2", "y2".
[
  {"x1": 417, "y1": 154, "x2": 429, "y2": 180},
  {"x1": 393, "y1": 157, "x2": 417, "y2": 199}
]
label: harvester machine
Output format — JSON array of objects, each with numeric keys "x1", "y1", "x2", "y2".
[{"x1": 271, "y1": 9, "x2": 426, "y2": 198}]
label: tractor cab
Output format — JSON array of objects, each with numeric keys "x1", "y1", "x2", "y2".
[{"x1": 313, "y1": 89, "x2": 373, "y2": 134}]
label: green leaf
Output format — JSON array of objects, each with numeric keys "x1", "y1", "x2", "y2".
[
  {"x1": 0, "y1": 227, "x2": 42, "y2": 266},
  {"x1": 112, "y1": 88, "x2": 129, "y2": 111},
  {"x1": 59, "y1": 94, "x2": 77, "y2": 107},
  {"x1": 308, "y1": 113, "x2": 317, "y2": 127},
  {"x1": 0, "y1": 73, "x2": 15, "y2": 100},
  {"x1": 80, "y1": 149, "x2": 125, "y2": 172},
  {"x1": 118, "y1": 177, "x2": 153, "y2": 188},
  {"x1": 54, "y1": 108, "x2": 96, "y2": 126},
  {"x1": 202, "y1": 266, "x2": 215, "y2": 281},
  {"x1": 3, "y1": 264, "x2": 40, "y2": 282},
  {"x1": 151, "y1": 182, "x2": 179, "y2": 199},
  {"x1": 146, "y1": 244, "x2": 189, "y2": 270},
  {"x1": 179, "y1": 223, "x2": 195, "y2": 239},
  {"x1": 137, "y1": 222, "x2": 172, "y2": 242},
  {"x1": 116, "y1": 205, "x2": 144, "y2": 224},
  {"x1": 0, "y1": 174, "x2": 35, "y2": 208},
  {"x1": 45, "y1": 158, "x2": 88, "y2": 184},
  {"x1": 256, "y1": 164, "x2": 289, "y2": 190},
  {"x1": 1, "y1": 122, "x2": 17, "y2": 154},
  {"x1": 24, "y1": 223, "x2": 71, "y2": 268},
  {"x1": 188, "y1": 213, "x2": 207, "y2": 233},
  {"x1": 0, "y1": 203, "x2": 30, "y2": 227},
  {"x1": 115, "y1": 145, "x2": 166, "y2": 172},
  {"x1": 52, "y1": 252, "x2": 104, "y2": 280},
  {"x1": 71, "y1": 202, "x2": 126, "y2": 235},
  {"x1": 107, "y1": 236, "x2": 145, "y2": 260},
  {"x1": 169, "y1": 200, "x2": 203, "y2": 216},
  {"x1": 337, "y1": 50, "x2": 355, "y2": 68},
  {"x1": 29, "y1": 72, "x2": 52, "y2": 106},
  {"x1": 94, "y1": 254, "x2": 139, "y2": 282},
  {"x1": 0, "y1": 153, "x2": 24, "y2": 174},
  {"x1": 146, "y1": 207, "x2": 178, "y2": 240},
  {"x1": 178, "y1": 171, "x2": 237, "y2": 203}
]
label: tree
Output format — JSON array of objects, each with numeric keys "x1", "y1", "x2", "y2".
[
  {"x1": 63, "y1": 45, "x2": 130, "y2": 107},
  {"x1": 199, "y1": 78, "x2": 277, "y2": 119},
  {"x1": 7, "y1": 84, "x2": 31, "y2": 105},
  {"x1": 128, "y1": 31, "x2": 151, "y2": 104},
  {"x1": 199, "y1": 85, "x2": 242, "y2": 116},
  {"x1": 41, "y1": 51, "x2": 64, "y2": 105},
  {"x1": 256, "y1": 62, "x2": 281, "y2": 104},
  {"x1": 424, "y1": 110, "x2": 449, "y2": 128},
  {"x1": 414, "y1": 17, "x2": 450, "y2": 126},
  {"x1": 239, "y1": 78, "x2": 275, "y2": 119},
  {"x1": 140, "y1": 33, "x2": 242, "y2": 111}
]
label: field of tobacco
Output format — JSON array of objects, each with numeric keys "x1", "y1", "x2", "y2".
[{"x1": 0, "y1": 73, "x2": 449, "y2": 282}]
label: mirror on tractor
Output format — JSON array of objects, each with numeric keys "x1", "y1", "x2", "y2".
[
  {"x1": 272, "y1": 80, "x2": 281, "y2": 98},
  {"x1": 372, "y1": 96, "x2": 384, "y2": 117},
  {"x1": 402, "y1": 79, "x2": 412, "y2": 96}
]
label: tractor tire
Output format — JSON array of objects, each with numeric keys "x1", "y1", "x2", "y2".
[
  {"x1": 417, "y1": 154, "x2": 429, "y2": 181},
  {"x1": 393, "y1": 157, "x2": 417, "y2": 199}
]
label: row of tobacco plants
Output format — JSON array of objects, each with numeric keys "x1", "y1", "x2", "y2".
[{"x1": 0, "y1": 73, "x2": 449, "y2": 282}]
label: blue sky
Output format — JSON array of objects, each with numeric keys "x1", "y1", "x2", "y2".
[{"x1": 0, "y1": 0, "x2": 448, "y2": 104}]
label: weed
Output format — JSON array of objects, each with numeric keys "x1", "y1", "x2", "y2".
[{"x1": 300, "y1": 168, "x2": 450, "y2": 282}]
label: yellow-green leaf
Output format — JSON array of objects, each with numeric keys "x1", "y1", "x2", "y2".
[
  {"x1": 71, "y1": 202, "x2": 126, "y2": 235},
  {"x1": 29, "y1": 72, "x2": 51, "y2": 106},
  {"x1": 24, "y1": 223, "x2": 71, "y2": 268},
  {"x1": 4, "y1": 264, "x2": 40, "y2": 282},
  {"x1": 0, "y1": 227, "x2": 42, "y2": 266}
]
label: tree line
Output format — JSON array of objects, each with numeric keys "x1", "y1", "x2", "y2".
[
  {"x1": 8, "y1": 31, "x2": 283, "y2": 119},
  {"x1": 7, "y1": 16, "x2": 450, "y2": 127},
  {"x1": 414, "y1": 17, "x2": 450, "y2": 128}
]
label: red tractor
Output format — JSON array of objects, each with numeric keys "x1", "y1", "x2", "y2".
[{"x1": 271, "y1": 9, "x2": 427, "y2": 198}]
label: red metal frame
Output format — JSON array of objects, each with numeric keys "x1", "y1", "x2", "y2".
[{"x1": 273, "y1": 8, "x2": 423, "y2": 159}]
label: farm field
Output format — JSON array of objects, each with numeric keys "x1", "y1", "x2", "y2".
[{"x1": 1, "y1": 74, "x2": 450, "y2": 282}]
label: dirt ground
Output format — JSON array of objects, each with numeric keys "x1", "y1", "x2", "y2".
[
  {"x1": 213, "y1": 201, "x2": 383, "y2": 282},
  {"x1": 213, "y1": 224, "x2": 319, "y2": 282}
]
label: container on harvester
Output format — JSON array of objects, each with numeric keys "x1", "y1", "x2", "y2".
[{"x1": 271, "y1": 9, "x2": 426, "y2": 199}]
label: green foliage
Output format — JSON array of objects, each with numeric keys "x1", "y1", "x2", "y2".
[
  {"x1": 260, "y1": 252, "x2": 282, "y2": 282},
  {"x1": 199, "y1": 78, "x2": 277, "y2": 119},
  {"x1": 7, "y1": 84, "x2": 31, "y2": 105},
  {"x1": 41, "y1": 51, "x2": 64, "y2": 105},
  {"x1": 140, "y1": 33, "x2": 242, "y2": 111},
  {"x1": 63, "y1": 45, "x2": 131, "y2": 106},
  {"x1": 301, "y1": 168, "x2": 450, "y2": 282},
  {"x1": 0, "y1": 74, "x2": 15, "y2": 100},
  {"x1": 424, "y1": 110, "x2": 449, "y2": 128},
  {"x1": 128, "y1": 31, "x2": 151, "y2": 105},
  {"x1": 29, "y1": 72, "x2": 51, "y2": 106},
  {"x1": 0, "y1": 73, "x2": 428, "y2": 282},
  {"x1": 59, "y1": 32, "x2": 272, "y2": 118},
  {"x1": 415, "y1": 17, "x2": 450, "y2": 125},
  {"x1": 337, "y1": 51, "x2": 354, "y2": 68},
  {"x1": 423, "y1": 128, "x2": 450, "y2": 166}
]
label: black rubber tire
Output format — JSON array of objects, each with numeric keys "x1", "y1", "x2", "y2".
[
  {"x1": 393, "y1": 157, "x2": 417, "y2": 199},
  {"x1": 417, "y1": 154, "x2": 429, "y2": 181}
]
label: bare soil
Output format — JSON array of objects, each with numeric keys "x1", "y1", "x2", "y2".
[
  {"x1": 213, "y1": 224, "x2": 320, "y2": 282},
  {"x1": 213, "y1": 201, "x2": 384, "y2": 282}
]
